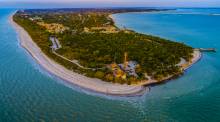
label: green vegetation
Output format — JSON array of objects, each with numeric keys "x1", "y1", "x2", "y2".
[{"x1": 13, "y1": 9, "x2": 193, "y2": 84}]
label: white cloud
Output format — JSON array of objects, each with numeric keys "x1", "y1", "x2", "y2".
[{"x1": 1, "y1": 0, "x2": 220, "y2": 8}]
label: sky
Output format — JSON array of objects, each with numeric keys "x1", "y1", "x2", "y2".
[{"x1": 1, "y1": 0, "x2": 220, "y2": 8}]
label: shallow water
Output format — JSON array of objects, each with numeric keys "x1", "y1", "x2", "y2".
[
  {"x1": 113, "y1": 8, "x2": 220, "y2": 121},
  {"x1": 1, "y1": 8, "x2": 220, "y2": 122}
]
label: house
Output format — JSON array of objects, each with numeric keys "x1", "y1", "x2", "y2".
[
  {"x1": 109, "y1": 52, "x2": 139, "y2": 79},
  {"x1": 119, "y1": 61, "x2": 138, "y2": 77},
  {"x1": 110, "y1": 63, "x2": 126, "y2": 79}
]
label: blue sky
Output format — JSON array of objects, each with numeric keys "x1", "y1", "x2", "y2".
[{"x1": 1, "y1": 0, "x2": 220, "y2": 8}]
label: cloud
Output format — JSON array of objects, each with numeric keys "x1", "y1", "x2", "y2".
[{"x1": 1, "y1": 0, "x2": 220, "y2": 8}]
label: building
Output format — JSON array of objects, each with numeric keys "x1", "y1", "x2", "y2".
[
  {"x1": 29, "y1": 16, "x2": 42, "y2": 21},
  {"x1": 110, "y1": 52, "x2": 139, "y2": 79},
  {"x1": 110, "y1": 63, "x2": 126, "y2": 79},
  {"x1": 119, "y1": 61, "x2": 138, "y2": 77},
  {"x1": 37, "y1": 22, "x2": 69, "y2": 34}
]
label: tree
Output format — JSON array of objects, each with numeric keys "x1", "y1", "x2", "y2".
[
  {"x1": 94, "y1": 71, "x2": 105, "y2": 79},
  {"x1": 105, "y1": 74, "x2": 114, "y2": 82}
]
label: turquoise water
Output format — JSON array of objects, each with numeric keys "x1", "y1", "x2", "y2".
[{"x1": 0, "y1": 8, "x2": 220, "y2": 122}]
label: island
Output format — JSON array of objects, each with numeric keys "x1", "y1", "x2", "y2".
[{"x1": 10, "y1": 8, "x2": 201, "y2": 96}]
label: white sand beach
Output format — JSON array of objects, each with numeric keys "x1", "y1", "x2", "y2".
[
  {"x1": 10, "y1": 15, "x2": 147, "y2": 96},
  {"x1": 10, "y1": 14, "x2": 201, "y2": 96}
]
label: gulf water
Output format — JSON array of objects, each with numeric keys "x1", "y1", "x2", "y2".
[{"x1": 0, "y1": 8, "x2": 220, "y2": 122}]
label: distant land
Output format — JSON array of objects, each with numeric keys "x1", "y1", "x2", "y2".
[{"x1": 11, "y1": 8, "x2": 201, "y2": 96}]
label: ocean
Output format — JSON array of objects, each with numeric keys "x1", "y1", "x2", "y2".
[{"x1": 0, "y1": 8, "x2": 220, "y2": 122}]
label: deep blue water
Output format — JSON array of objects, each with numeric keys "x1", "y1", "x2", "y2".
[{"x1": 0, "y1": 8, "x2": 220, "y2": 122}]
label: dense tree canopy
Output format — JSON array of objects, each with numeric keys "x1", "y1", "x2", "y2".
[{"x1": 13, "y1": 9, "x2": 193, "y2": 84}]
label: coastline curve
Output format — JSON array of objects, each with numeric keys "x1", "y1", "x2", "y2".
[
  {"x1": 10, "y1": 11, "x2": 202, "y2": 96},
  {"x1": 9, "y1": 14, "x2": 147, "y2": 97}
]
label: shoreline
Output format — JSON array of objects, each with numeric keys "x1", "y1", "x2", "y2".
[
  {"x1": 9, "y1": 14, "x2": 147, "y2": 97},
  {"x1": 138, "y1": 50, "x2": 202, "y2": 86},
  {"x1": 10, "y1": 12, "x2": 201, "y2": 96},
  {"x1": 110, "y1": 13, "x2": 202, "y2": 86}
]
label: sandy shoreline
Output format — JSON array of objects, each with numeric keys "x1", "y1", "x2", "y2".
[
  {"x1": 10, "y1": 13, "x2": 201, "y2": 96},
  {"x1": 138, "y1": 50, "x2": 202, "y2": 86},
  {"x1": 10, "y1": 15, "x2": 147, "y2": 96}
]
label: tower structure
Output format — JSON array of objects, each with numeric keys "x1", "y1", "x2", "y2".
[{"x1": 123, "y1": 52, "x2": 128, "y2": 69}]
